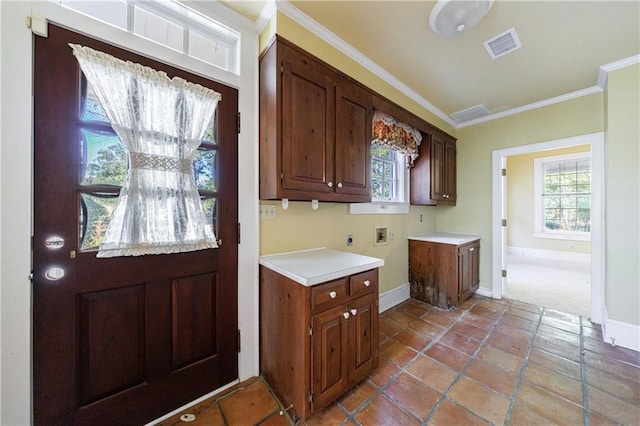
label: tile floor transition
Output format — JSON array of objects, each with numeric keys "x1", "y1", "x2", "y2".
[{"x1": 159, "y1": 295, "x2": 640, "y2": 426}]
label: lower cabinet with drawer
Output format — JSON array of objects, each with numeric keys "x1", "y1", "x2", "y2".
[{"x1": 259, "y1": 266, "x2": 379, "y2": 422}]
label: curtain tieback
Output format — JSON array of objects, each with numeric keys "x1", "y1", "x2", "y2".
[{"x1": 130, "y1": 152, "x2": 192, "y2": 173}]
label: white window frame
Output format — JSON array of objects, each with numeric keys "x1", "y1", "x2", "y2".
[
  {"x1": 533, "y1": 152, "x2": 591, "y2": 241},
  {"x1": 57, "y1": 0, "x2": 241, "y2": 74},
  {"x1": 350, "y1": 146, "x2": 409, "y2": 215}
]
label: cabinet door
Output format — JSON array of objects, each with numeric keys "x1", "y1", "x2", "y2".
[
  {"x1": 348, "y1": 293, "x2": 378, "y2": 386},
  {"x1": 458, "y1": 242, "x2": 480, "y2": 303},
  {"x1": 311, "y1": 304, "x2": 349, "y2": 410},
  {"x1": 335, "y1": 79, "x2": 372, "y2": 199},
  {"x1": 430, "y1": 135, "x2": 446, "y2": 201},
  {"x1": 444, "y1": 139, "x2": 457, "y2": 203},
  {"x1": 281, "y1": 54, "x2": 335, "y2": 194}
]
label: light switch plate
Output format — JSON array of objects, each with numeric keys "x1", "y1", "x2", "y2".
[{"x1": 260, "y1": 204, "x2": 276, "y2": 219}]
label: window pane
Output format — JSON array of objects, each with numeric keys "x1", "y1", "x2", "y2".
[
  {"x1": 62, "y1": 0, "x2": 127, "y2": 29},
  {"x1": 202, "y1": 109, "x2": 218, "y2": 144},
  {"x1": 189, "y1": 30, "x2": 230, "y2": 70},
  {"x1": 201, "y1": 197, "x2": 217, "y2": 236},
  {"x1": 81, "y1": 75, "x2": 109, "y2": 123},
  {"x1": 79, "y1": 193, "x2": 118, "y2": 250},
  {"x1": 134, "y1": 6, "x2": 184, "y2": 52},
  {"x1": 193, "y1": 149, "x2": 217, "y2": 191},
  {"x1": 80, "y1": 128, "x2": 128, "y2": 186}
]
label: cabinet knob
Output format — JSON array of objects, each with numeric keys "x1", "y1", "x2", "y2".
[
  {"x1": 343, "y1": 312, "x2": 350, "y2": 319},
  {"x1": 350, "y1": 308, "x2": 358, "y2": 316},
  {"x1": 337, "y1": 182, "x2": 343, "y2": 188},
  {"x1": 363, "y1": 280, "x2": 371, "y2": 287},
  {"x1": 327, "y1": 181, "x2": 333, "y2": 188},
  {"x1": 469, "y1": 248, "x2": 475, "y2": 252},
  {"x1": 329, "y1": 291, "x2": 337, "y2": 299}
]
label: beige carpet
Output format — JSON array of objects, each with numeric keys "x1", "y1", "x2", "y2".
[{"x1": 505, "y1": 254, "x2": 591, "y2": 317}]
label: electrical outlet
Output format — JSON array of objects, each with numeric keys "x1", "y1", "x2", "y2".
[
  {"x1": 260, "y1": 204, "x2": 276, "y2": 219},
  {"x1": 347, "y1": 234, "x2": 354, "y2": 246}
]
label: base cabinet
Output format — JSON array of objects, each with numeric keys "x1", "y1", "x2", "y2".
[
  {"x1": 260, "y1": 267, "x2": 379, "y2": 421},
  {"x1": 409, "y1": 239, "x2": 479, "y2": 309}
]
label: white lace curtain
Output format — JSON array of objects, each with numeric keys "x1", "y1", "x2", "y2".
[
  {"x1": 70, "y1": 44, "x2": 221, "y2": 257},
  {"x1": 372, "y1": 110, "x2": 423, "y2": 167}
]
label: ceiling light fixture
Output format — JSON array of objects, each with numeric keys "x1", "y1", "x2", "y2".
[{"x1": 429, "y1": 0, "x2": 495, "y2": 37}]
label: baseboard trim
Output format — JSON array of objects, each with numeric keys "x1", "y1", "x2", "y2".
[
  {"x1": 474, "y1": 287, "x2": 493, "y2": 298},
  {"x1": 508, "y1": 246, "x2": 590, "y2": 263},
  {"x1": 602, "y1": 313, "x2": 640, "y2": 352},
  {"x1": 379, "y1": 282, "x2": 410, "y2": 312}
]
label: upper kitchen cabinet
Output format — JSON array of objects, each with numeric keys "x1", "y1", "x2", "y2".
[
  {"x1": 410, "y1": 130, "x2": 457, "y2": 205},
  {"x1": 259, "y1": 37, "x2": 372, "y2": 203}
]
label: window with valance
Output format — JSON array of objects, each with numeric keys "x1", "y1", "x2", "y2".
[{"x1": 371, "y1": 110, "x2": 423, "y2": 167}]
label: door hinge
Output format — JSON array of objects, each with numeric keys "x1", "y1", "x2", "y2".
[
  {"x1": 502, "y1": 219, "x2": 507, "y2": 227},
  {"x1": 238, "y1": 329, "x2": 241, "y2": 352},
  {"x1": 237, "y1": 112, "x2": 241, "y2": 134},
  {"x1": 502, "y1": 269, "x2": 507, "y2": 278},
  {"x1": 501, "y1": 168, "x2": 507, "y2": 176},
  {"x1": 237, "y1": 223, "x2": 241, "y2": 244},
  {"x1": 308, "y1": 325, "x2": 313, "y2": 336}
]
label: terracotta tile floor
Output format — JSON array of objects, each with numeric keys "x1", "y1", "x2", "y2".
[{"x1": 159, "y1": 296, "x2": 640, "y2": 425}]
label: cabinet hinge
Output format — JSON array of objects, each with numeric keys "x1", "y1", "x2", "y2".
[
  {"x1": 502, "y1": 269, "x2": 507, "y2": 278},
  {"x1": 280, "y1": 62, "x2": 284, "y2": 74},
  {"x1": 308, "y1": 325, "x2": 313, "y2": 336},
  {"x1": 281, "y1": 172, "x2": 284, "y2": 182},
  {"x1": 501, "y1": 168, "x2": 507, "y2": 176},
  {"x1": 237, "y1": 112, "x2": 241, "y2": 134},
  {"x1": 238, "y1": 329, "x2": 241, "y2": 352},
  {"x1": 502, "y1": 219, "x2": 507, "y2": 227},
  {"x1": 308, "y1": 391, "x2": 313, "y2": 403}
]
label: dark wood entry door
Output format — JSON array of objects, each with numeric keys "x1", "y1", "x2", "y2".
[{"x1": 33, "y1": 25, "x2": 238, "y2": 425}]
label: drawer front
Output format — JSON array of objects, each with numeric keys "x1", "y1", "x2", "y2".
[
  {"x1": 349, "y1": 269, "x2": 378, "y2": 298},
  {"x1": 312, "y1": 277, "x2": 349, "y2": 311}
]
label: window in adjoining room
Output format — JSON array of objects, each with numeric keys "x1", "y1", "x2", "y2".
[{"x1": 534, "y1": 152, "x2": 591, "y2": 240}]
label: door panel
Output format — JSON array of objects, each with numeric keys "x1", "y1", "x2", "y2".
[
  {"x1": 33, "y1": 25, "x2": 238, "y2": 425},
  {"x1": 335, "y1": 79, "x2": 371, "y2": 197},
  {"x1": 348, "y1": 294, "x2": 378, "y2": 385}
]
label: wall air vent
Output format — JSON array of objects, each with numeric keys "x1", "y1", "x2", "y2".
[
  {"x1": 484, "y1": 27, "x2": 521, "y2": 59},
  {"x1": 450, "y1": 104, "x2": 489, "y2": 122}
]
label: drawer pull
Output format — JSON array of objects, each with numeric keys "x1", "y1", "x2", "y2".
[
  {"x1": 343, "y1": 312, "x2": 350, "y2": 319},
  {"x1": 350, "y1": 308, "x2": 358, "y2": 316},
  {"x1": 363, "y1": 280, "x2": 371, "y2": 287},
  {"x1": 469, "y1": 248, "x2": 475, "y2": 252},
  {"x1": 329, "y1": 291, "x2": 337, "y2": 299},
  {"x1": 327, "y1": 181, "x2": 333, "y2": 188}
]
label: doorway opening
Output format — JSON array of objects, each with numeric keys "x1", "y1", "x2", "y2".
[{"x1": 491, "y1": 132, "x2": 604, "y2": 323}]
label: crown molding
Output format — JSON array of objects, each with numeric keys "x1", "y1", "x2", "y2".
[
  {"x1": 457, "y1": 86, "x2": 603, "y2": 128},
  {"x1": 256, "y1": 0, "x2": 276, "y2": 34},
  {"x1": 274, "y1": 0, "x2": 457, "y2": 128},
  {"x1": 259, "y1": 2, "x2": 639, "y2": 129},
  {"x1": 597, "y1": 54, "x2": 640, "y2": 89}
]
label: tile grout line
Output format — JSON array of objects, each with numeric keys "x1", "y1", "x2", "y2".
[
  {"x1": 420, "y1": 299, "x2": 509, "y2": 426},
  {"x1": 580, "y1": 316, "x2": 590, "y2": 426},
  {"x1": 346, "y1": 302, "x2": 475, "y2": 425},
  {"x1": 503, "y1": 305, "x2": 544, "y2": 425}
]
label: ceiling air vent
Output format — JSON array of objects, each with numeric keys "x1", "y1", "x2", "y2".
[
  {"x1": 484, "y1": 27, "x2": 521, "y2": 59},
  {"x1": 450, "y1": 104, "x2": 489, "y2": 123}
]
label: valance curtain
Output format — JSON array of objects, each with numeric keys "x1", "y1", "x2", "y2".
[
  {"x1": 371, "y1": 110, "x2": 423, "y2": 167},
  {"x1": 70, "y1": 44, "x2": 221, "y2": 257}
]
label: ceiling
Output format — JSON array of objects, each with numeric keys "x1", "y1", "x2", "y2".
[{"x1": 220, "y1": 0, "x2": 640, "y2": 127}]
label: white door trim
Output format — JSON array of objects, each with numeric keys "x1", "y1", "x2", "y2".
[{"x1": 491, "y1": 132, "x2": 605, "y2": 323}]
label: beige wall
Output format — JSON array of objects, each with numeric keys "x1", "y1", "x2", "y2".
[
  {"x1": 439, "y1": 94, "x2": 604, "y2": 295},
  {"x1": 259, "y1": 13, "x2": 450, "y2": 294},
  {"x1": 260, "y1": 202, "x2": 436, "y2": 294},
  {"x1": 507, "y1": 145, "x2": 591, "y2": 254},
  {"x1": 604, "y1": 64, "x2": 640, "y2": 326}
]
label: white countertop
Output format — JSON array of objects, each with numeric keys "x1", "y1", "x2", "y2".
[
  {"x1": 407, "y1": 232, "x2": 481, "y2": 245},
  {"x1": 259, "y1": 248, "x2": 384, "y2": 286}
]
